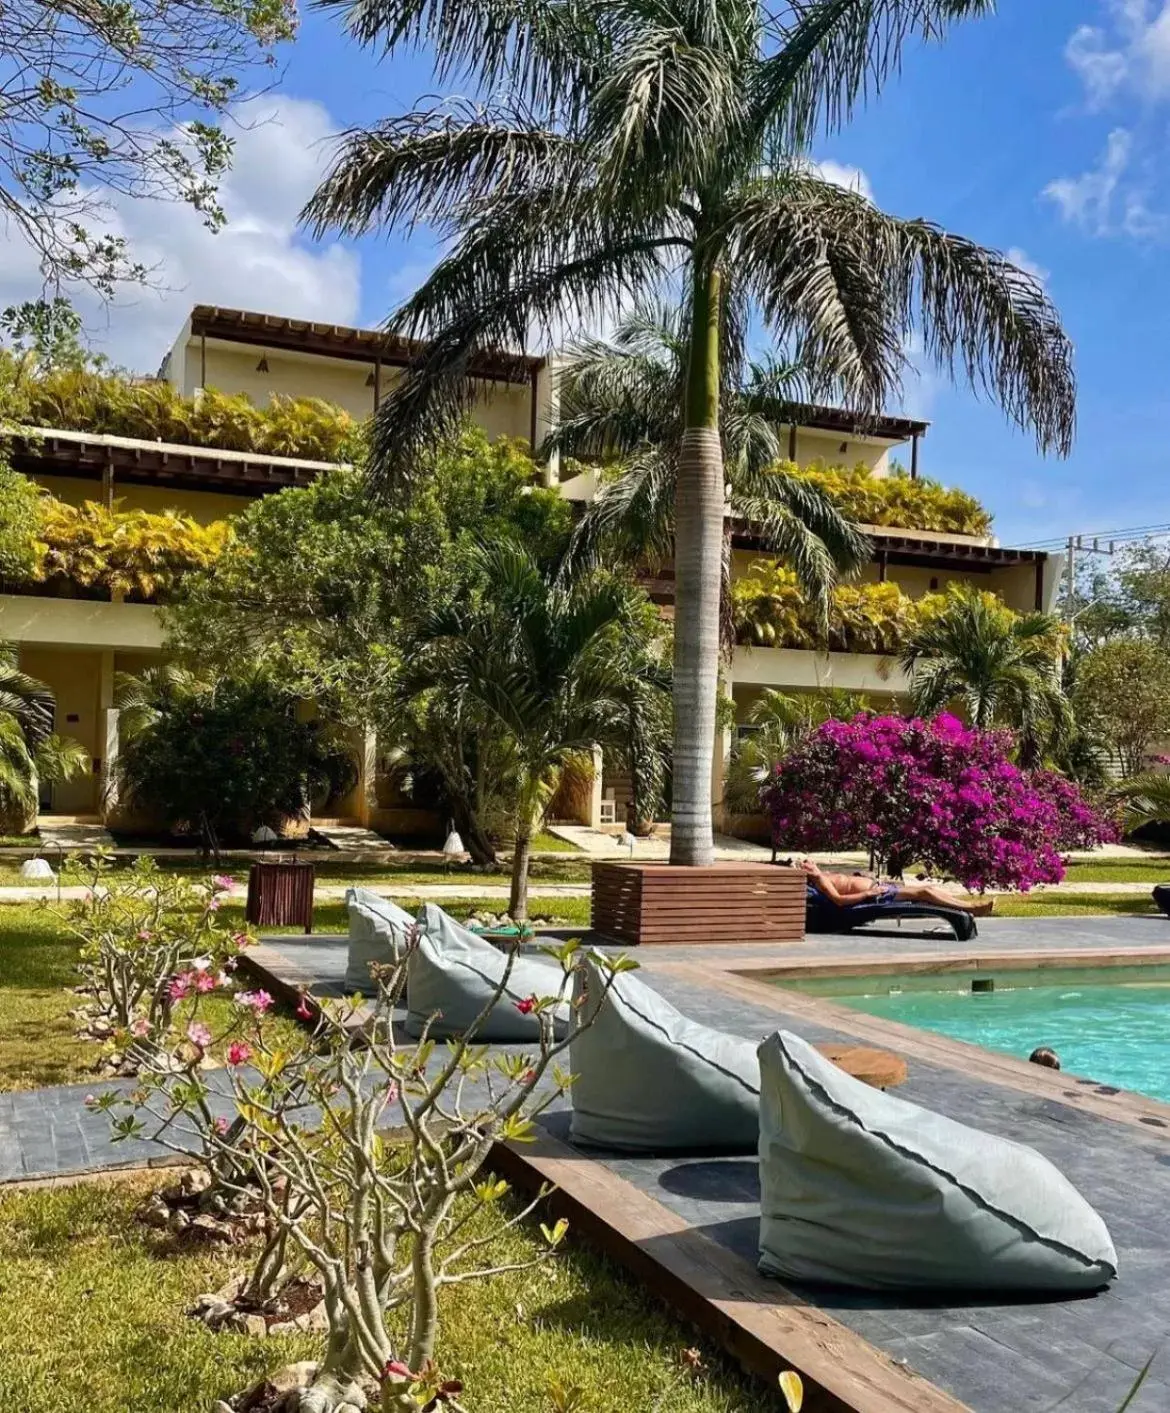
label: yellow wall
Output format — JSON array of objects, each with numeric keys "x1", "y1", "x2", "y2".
[
  {"x1": 791, "y1": 427, "x2": 894, "y2": 475},
  {"x1": 26, "y1": 471, "x2": 251, "y2": 525},
  {"x1": 179, "y1": 340, "x2": 534, "y2": 443}
]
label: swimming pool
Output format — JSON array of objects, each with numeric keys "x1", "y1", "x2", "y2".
[{"x1": 779, "y1": 966, "x2": 1170, "y2": 1104}]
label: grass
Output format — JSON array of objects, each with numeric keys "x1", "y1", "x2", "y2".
[
  {"x1": 991, "y1": 891, "x2": 1160, "y2": 918},
  {"x1": 0, "y1": 1176, "x2": 773, "y2": 1413},
  {"x1": 1062, "y1": 858, "x2": 1170, "y2": 885},
  {"x1": 0, "y1": 854, "x2": 594, "y2": 890},
  {"x1": 0, "y1": 896, "x2": 594, "y2": 1092}
]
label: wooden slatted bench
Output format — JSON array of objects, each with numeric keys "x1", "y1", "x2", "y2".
[{"x1": 591, "y1": 861, "x2": 805, "y2": 945}]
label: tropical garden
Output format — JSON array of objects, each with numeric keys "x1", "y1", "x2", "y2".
[{"x1": 0, "y1": 0, "x2": 1166, "y2": 1411}]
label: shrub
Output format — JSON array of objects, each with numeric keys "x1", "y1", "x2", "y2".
[
  {"x1": 37, "y1": 498, "x2": 231, "y2": 598},
  {"x1": 0, "y1": 464, "x2": 45, "y2": 581},
  {"x1": 5, "y1": 354, "x2": 358, "y2": 462},
  {"x1": 93, "y1": 923, "x2": 636, "y2": 1412},
  {"x1": 731, "y1": 562, "x2": 1006, "y2": 655},
  {"x1": 115, "y1": 671, "x2": 356, "y2": 855},
  {"x1": 762, "y1": 712, "x2": 1116, "y2": 891},
  {"x1": 786, "y1": 461, "x2": 992, "y2": 536}
]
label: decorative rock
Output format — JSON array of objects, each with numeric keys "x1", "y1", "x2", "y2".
[
  {"x1": 242, "y1": 1313, "x2": 269, "y2": 1338},
  {"x1": 191, "y1": 1212, "x2": 234, "y2": 1243},
  {"x1": 213, "y1": 1402, "x2": 235, "y2": 1413},
  {"x1": 20, "y1": 857, "x2": 55, "y2": 880},
  {"x1": 182, "y1": 1168, "x2": 213, "y2": 1196},
  {"x1": 268, "y1": 1362, "x2": 320, "y2": 1394},
  {"x1": 268, "y1": 1319, "x2": 296, "y2": 1336},
  {"x1": 141, "y1": 1197, "x2": 170, "y2": 1230},
  {"x1": 167, "y1": 1208, "x2": 191, "y2": 1233}
]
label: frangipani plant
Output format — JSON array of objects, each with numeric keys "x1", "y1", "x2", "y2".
[{"x1": 95, "y1": 925, "x2": 635, "y2": 1413}]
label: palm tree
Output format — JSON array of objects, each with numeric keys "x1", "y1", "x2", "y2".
[
  {"x1": 405, "y1": 540, "x2": 666, "y2": 917},
  {"x1": 0, "y1": 645, "x2": 88, "y2": 830},
  {"x1": 305, "y1": 0, "x2": 1076, "y2": 867},
  {"x1": 901, "y1": 587, "x2": 1071, "y2": 765},
  {"x1": 549, "y1": 303, "x2": 868, "y2": 602}
]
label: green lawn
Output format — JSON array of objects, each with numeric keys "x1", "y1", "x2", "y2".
[
  {"x1": 0, "y1": 896, "x2": 593, "y2": 1092},
  {"x1": 1062, "y1": 858, "x2": 1170, "y2": 885},
  {"x1": 991, "y1": 891, "x2": 1160, "y2": 918},
  {"x1": 0, "y1": 1176, "x2": 773, "y2": 1413}
]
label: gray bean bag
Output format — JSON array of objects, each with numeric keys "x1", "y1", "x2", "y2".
[
  {"x1": 757, "y1": 1031, "x2": 1117, "y2": 1292},
  {"x1": 345, "y1": 888, "x2": 414, "y2": 993},
  {"x1": 405, "y1": 903, "x2": 570, "y2": 1041},
  {"x1": 569, "y1": 956, "x2": 759, "y2": 1152}
]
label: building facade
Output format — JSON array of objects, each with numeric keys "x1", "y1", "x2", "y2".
[{"x1": 2, "y1": 304, "x2": 1060, "y2": 831}]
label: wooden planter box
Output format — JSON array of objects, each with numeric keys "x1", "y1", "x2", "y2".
[
  {"x1": 591, "y1": 861, "x2": 805, "y2": 945},
  {"x1": 245, "y1": 860, "x2": 316, "y2": 933}
]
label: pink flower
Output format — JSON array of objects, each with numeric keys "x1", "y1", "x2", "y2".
[
  {"x1": 168, "y1": 973, "x2": 194, "y2": 1001},
  {"x1": 193, "y1": 971, "x2": 216, "y2": 994},
  {"x1": 226, "y1": 1041, "x2": 252, "y2": 1066},
  {"x1": 380, "y1": 1360, "x2": 413, "y2": 1381},
  {"x1": 136, "y1": 929, "x2": 152, "y2": 942},
  {"x1": 206, "y1": 895, "x2": 222, "y2": 912},
  {"x1": 130, "y1": 1016, "x2": 151, "y2": 1038},
  {"x1": 295, "y1": 993, "x2": 313, "y2": 1020},
  {"x1": 385, "y1": 1081, "x2": 400, "y2": 1105},
  {"x1": 212, "y1": 1116, "x2": 230, "y2": 1136},
  {"x1": 187, "y1": 1021, "x2": 213, "y2": 1049},
  {"x1": 236, "y1": 989, "x2": 274, "y2": 1013},
  {"x1": 514, "y1": 996, "x2": 536, "y2": 1016},
  {"x1": 522, "y1": 1068, "x2": 537, "y2": 1085},
  {"x1": 211, "y1": 874, "x2": 235, "y2": 892},
  {"x1": 231, "y1": 932, "x2": 253, "y2": 949},
  {"x1": 84, "y1": 1094, "x2": 96, "y2": 1107}
]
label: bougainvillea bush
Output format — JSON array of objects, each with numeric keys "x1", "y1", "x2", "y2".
[{"x1": 763, "y1": 713, "x2": 1116, "y2": 892}]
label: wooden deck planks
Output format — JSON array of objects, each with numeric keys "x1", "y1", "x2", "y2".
[{"x1": 489, "y1": 1130, "x2": 971, "y2": 1413}]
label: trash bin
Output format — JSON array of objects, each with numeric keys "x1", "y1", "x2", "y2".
[{"x1": 245, "y1": 859, "x2": 315, "y2": 933}]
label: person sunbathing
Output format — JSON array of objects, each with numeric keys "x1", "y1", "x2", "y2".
[{"x1": 799, "y1": 859, "x2": 994, "y2": 917}]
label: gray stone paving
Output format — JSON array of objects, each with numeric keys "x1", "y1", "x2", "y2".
[{"x1": 8, "y1": 915, "x2": 1170, "y2": 1409}]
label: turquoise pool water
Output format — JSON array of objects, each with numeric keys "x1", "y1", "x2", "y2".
[{"x1": 838, "y1": 979, "x2": 1170, "y2": 1103}]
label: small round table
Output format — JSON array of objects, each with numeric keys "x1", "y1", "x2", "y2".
[{"x1": 813, "y1": 1043, "x2": 908, "y2": 1091}]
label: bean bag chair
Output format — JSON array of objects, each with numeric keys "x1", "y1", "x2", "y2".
[
  {"x1": 569, "y1": 956, "x2": 760, "y2": 1152},
  {"x1": 405, "y1": 903, "x2": 570, "y2": 1041},
  {"x1": 345, "y1": 888, "x2": 415, "y2": 993},
  {"x1": 757, "y1": 1030, "x2": 1117, "y2": 1292}
]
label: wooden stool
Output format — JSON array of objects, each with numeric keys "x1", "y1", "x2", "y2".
[
  {"x1": 245, "y1": 859, "x2": 315, "y2": 933},
  {"x1": 813, "y1": 1042, "x2": 908, "y2": 1091}
]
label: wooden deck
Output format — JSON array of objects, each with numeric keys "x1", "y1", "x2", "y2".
[{"x1": 246, "y1": 918, "x2": 1170, "y2": 1413}]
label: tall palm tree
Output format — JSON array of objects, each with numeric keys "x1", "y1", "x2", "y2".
[
  {"x1": 901, "y1": 587, "x2": 1071, "y2": 765},
  {"x1": 305, "y1": 0, "x2": 1076, "y2": 867},
  {"x1": 549, "y1": 303, "x2": 869, "y2": 603},
  {"x1": 406, "y1": 540, "x2": 666, "y2": 917}
]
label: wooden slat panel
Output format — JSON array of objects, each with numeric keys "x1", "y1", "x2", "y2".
[{"x1": 592, "y1": 861, "x2": 805, "y2": 945}]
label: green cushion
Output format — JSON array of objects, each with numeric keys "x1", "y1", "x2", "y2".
[
  {"x1": 344, "y1": 888, "x2": 414, "y2": 993},
  {"x1": 405, "y1": 903, "x2": 570, "y2": 1041},
  {"x1": 569, "y1": 956, "x2": 760, "y2": 1151},
  {"x1": 758, "y1": 1031, "x2": 1117, "y2": 1292}
]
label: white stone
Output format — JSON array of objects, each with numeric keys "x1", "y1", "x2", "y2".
[{"x1": 20, "y1": 857, "x2": 55, "y2": 880}]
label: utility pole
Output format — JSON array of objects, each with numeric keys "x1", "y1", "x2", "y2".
[{"x1": 1063, "y1": 534, "x2": 1118, "y2": 626}]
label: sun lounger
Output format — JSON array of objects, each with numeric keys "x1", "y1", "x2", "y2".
[
  {"x1": 805, "y1": 884, "x2": 978, "y2": 942},
  {"x1": 1153, "y1": 884, "x2": 1170, "y2": 917}
]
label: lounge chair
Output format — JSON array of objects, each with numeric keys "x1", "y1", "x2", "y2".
[
  {"x1": 805, "y1": 883, "x2": 978, "y2": 942},
  {"x1": 1153, "y1": 885, "x2": 1170, "y2": 917}
]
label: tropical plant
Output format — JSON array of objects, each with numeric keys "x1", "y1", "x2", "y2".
[
  {"x1": 114, "y1": 669, "x2": 356, "y2": 857},
  {"x1": 36, "y1": 499, "x2": 232, "y2": 599},
  {"x1": 405, "y1": 541, "x2": 666, "y2": 917},
  {"x1": 0, "y1": 644, "x2": 88, "y2": 831},
  {"x1": 1111, "y1": 773, "x2": 1170, "y2": 836},
  {"x1": 0, "y1": 465, "x2": 46, "y2": 582},
  {"x1": 762, "y1": 713, "x2": 1114, "y2": 892},
  {"x1": 601, "y1": 595, "x2": 672, "y2": 833},
  {"x1": 724, "y1": 688, "x2": 869, "y2": 816},
  {"x1": 901, "y1": 586, "x2": 1071, "y2": 766},
  {"x1": 3, "y1": 354, "x2": 359, "y2": 462},
  {"x1": 1074, "y1": 639, "x2": 1170, "y2": 778},
  {"x1": 305, "y1": 0, "x2": 1075, "y2": 868},
  {"x1": 733, "y1": 561, "x2": 922, "y2": 653},
  {"x1": 792, "y1": 462, "x2": 991, "y2": 537},
  {"x1": 92, "y1": 924, "x2": 636, "y2": 1413},
  {"x1": 545, "y1": 304, "x2": 869, "y2": 602}
]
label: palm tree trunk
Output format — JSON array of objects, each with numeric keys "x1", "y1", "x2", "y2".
[
  {"x1": 671, "y1": 262, "x2": 724, "y2": 868},
  {"x1": 509, "y1": 828, "x2": 531, "y2": 921}
]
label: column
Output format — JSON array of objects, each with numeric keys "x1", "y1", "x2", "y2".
[
  {"x1": 533, "y1": 357, "x2": 562, "y2": 488},
  {"x1": 98, "y1": 650, "x2": 118, "y2": 817},
  {"x1": 354, "y1": 725, "x2": 377, "y2": 828},
  {"x1": 710, "y1": 676, "x2": 734, "y2": 832}
]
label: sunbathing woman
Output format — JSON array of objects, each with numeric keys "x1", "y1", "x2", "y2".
[{"x1": 799, "y1": 859, "x2": 994, "y2": 917}]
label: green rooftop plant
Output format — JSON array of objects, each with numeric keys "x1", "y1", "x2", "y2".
[
  {"x1": 2, "y1": 353, "x2": 359, "y2": 463},
  {"x1": 788, "y1": 461, "x2": 992, "y2": 537}
]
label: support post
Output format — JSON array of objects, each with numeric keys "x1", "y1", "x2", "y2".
[
  {"x1": 98, "y1": 651, "x2": 117, "y2": 818},
  {"x1": 787, "y1": 423, "x2": 797, "y2": 461},
  {"x1": 910, "y1": 432, "x2": 920, "y2": 480},
  {"x1": 373, "y1": 357, "x2": 382, "y2": 411},
  {"x1": 354, "y1": 726, "x2": 377, "y2": 828},
  {"x1": 710, "y1": 677, "x2": 734, "y2": 833},
  {"x1": 1034, "y1": 559, "x2": 1044, "y2": 612},
  {"x1": 588, "y1": 744, "x2": 604, "y2": 830},
  {"x1": 199, "y1": 332, "x2": 207, "y2": 389}
]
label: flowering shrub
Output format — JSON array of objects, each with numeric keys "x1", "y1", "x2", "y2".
[
  {"x1": 763, "y1": 713, "x2": 1116, "y2": 892},
  {"x1": 94, "y1": 923, "x2": 635, "y2": 1412},
  {"x1": 62, "y1": 854, "x2": 252, "y2": 1072},
  {"x1": 786, "y1": 461, "x2": 992, "y2": 536}
]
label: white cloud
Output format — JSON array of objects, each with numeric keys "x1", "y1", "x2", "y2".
[
  {"x1": 1004, "y1": 246, "x2": 1050, "y2": 286},
  {"x1": 1064, "y1": 1, "x2": 1170, "y2": 105},
  {"x1": 1042, "y1": 127, "x2": 1161, "y2": 237},
  {"x1": 809, "y1": 159, "x2": 874, "y2": 202},
  {"x1": 0, "y1": 95, "x2": 361, "y2": 373}
]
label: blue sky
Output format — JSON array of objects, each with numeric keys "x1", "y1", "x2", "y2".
[{"x1": 20, "y1": 1, "x2": 1169, "y2": 549}]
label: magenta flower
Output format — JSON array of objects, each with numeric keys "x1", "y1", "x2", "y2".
[
  {"x1": 168, "y1": 973, "x2": 194, "y2": 1001},
  {"x1": 187, "y1": 1021, "x2": 213, "y2": 1049},
  {"x1": 380, "y1": 1360, "x2": 413, "y2": 1381},
  {"x1": 212, "y1": 1116, "x2": 230, "y2": 1136},
  {"x1": 226, "y1": 1041, "x2": 252, "y2": 1066},
  {"x1": 211, "y1": 874, "x2": 235, "y2": 892},
  {"x1": 514, "y1": 996, "x2": 536, "y2": 1015},
  {"x1": 295, "y1": 994, "x2": 313, "y2": 1020},
  {"x1": 130, "y1": 1016, "x2": 151, "y2": 1038}
]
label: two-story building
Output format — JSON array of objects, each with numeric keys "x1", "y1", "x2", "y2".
[{"x1": 0, "y1": 303, "x2": 1061, "y2": 834}]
